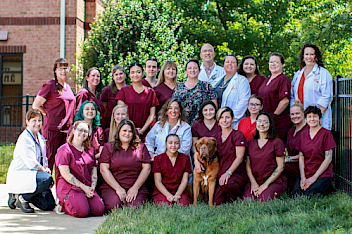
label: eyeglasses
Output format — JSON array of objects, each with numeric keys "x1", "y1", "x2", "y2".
[
  {"x1": 201, "y1": 49, "x2": 213, "y2": 53},
  {"x1": 268, "y1": 62, "x2": 280, "y2": 65},
  {"x1": 256, "y1": 120, "x2": 269, "y2": 125},
  {"x1": 57, "y1": 67, "x2": 70, "y2": 71},
  {"x1": 75, "y1": 128, "x2": 89, "y2": 134},
  {"x1": 249, "y1": 103, "x2": 261, "y2": 107}
]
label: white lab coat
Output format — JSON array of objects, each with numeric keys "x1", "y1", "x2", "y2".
[
  {"x1": 145, "y1": 119, "x2": 192, "y2": 156},
  {"x1": 218, "y1": 73, "x2": 251, "y2": 129},
  {"x1": 6, "y1": 128, "x2": 47, "y2": 193},
  {"x1": 290, "y1": 64, "x2": 333, "y2": 130},
  {"x1": 198, "y1": 62, "x2": 226, "y2": 87}
]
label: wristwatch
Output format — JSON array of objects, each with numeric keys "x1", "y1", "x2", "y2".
[
  {"x1": 226, "y1": 170, "x2": 232, "y2": 176},
  {"x1": 287, "y1": 156, "x2": 291, "y2": 163}
]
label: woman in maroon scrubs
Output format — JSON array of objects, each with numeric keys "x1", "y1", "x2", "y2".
[
  {"x1": 238, "y1": 94, "x2": 263, "y2": 141},
  {"x1": 213, "y1": 107, "x2": 248, "y2": 205},
  {"x1": 68, "y1": 101, "x2": 104, "y2": 158},
  {"x1": 104, "y1": 104, "x2": 128, "y2": 143},
  {"x1": 284, "y1": 101, "x2": 309, "y2": 191},
  {"x1": 55, "y1": 121, "x2": 105, "y2": 218},
  {"x1": 238, "y1": 55, "x2": 265, "y2": 95},
  {"x1": 116, "y1": 62, "x2": 159, "y2": 138},
  {"x1": 258, "y1": 53, "x2": 291, "y2": 143},
  {"x1": 291, "y1": 106, "x2": 336, "y2": 198},
  {"x1": 244, "y1": 112, "x2": 287, "y2": 202},
  {"x1": 152, "y1": 134, "x2": 192, "y2": 206},
  {"x1": 154, "y1": 60, "x2": 178, "y2": 113},
  {"x1": 76, "y1": 67, "x2": 105, "y2": 116},
  {"x1": 99, "y1": 119, "x2": 151, "y2": 211},
  {"x1": 192, "y1": 100, "x2": 221, "y2": 173},
  {"x1": 100, "y1": 65, "x2": 127, "y2": 129},
  {"x1": 33, "y1": 58, "x2": 76, "y2": 170}
]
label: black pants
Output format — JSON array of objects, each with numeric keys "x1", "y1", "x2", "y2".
[{"x1": 291, "y1": 177, "x2": 335, "y2": 198}]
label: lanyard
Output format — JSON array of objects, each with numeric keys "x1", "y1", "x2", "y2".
[{"x1": 26, "y1": 129, "x2": 43, "y2": 164}]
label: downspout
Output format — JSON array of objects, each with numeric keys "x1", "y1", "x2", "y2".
[{"x1": 60, "y1": 0, "x2": 66, "y2": 58}]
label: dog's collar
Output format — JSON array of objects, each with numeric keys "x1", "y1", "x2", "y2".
[{"x1": 205, "y1": 153, "x2": 217, "y2": 163}]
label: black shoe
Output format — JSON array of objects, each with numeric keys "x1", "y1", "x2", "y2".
[
  {"x1": 16, "y1": 196, "x2": 35, "y2": 213},
  {"x1": 8, "y1": 193, "x2": 16, "y2": 209}
]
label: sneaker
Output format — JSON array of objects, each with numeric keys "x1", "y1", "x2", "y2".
[
  {"x1": 8, "y1": 193, "x2": 16, "y2": 209},
  {"x1": 55, "y1": 204, "x2": 64, "y2": 214},
  {"x1": 16, "y1": 195, "x2": 35, "y2": 213}
]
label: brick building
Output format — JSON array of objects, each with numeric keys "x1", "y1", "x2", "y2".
[{"x1": 0, "y1": 0, "x2": 103, "y2": 142}]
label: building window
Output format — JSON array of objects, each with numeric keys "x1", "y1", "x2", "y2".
[{"x1": 0, "y1": 54, "x2": 23, "y2": 126}]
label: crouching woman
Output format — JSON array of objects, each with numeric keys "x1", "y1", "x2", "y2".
[
  {"x1": 7, "y1": 109, "x2": 55, "y2": 213},
  {"x1": 152, "y1": 134, "x2": 192, "y2": 206},
  {"x1": 55, "y1": 121, "x2": 105, "y2": 218}
]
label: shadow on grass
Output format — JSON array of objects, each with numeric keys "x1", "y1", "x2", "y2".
[{"x1": 96, "y1": 192, "x2": 352, "y2": 234}]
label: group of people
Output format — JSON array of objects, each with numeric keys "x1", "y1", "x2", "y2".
[{"x1": 6, "y1": 43, "x2": 335, "y2": 217}]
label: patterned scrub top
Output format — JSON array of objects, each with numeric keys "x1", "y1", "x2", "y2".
[{"x1": 172, "y1": 80, "x2": 217, "y2": 124}]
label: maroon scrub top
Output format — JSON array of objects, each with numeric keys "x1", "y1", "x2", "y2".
[
  {"x1": 250, "y1": 75, "x2": 266, "y2": 95},
  {"x1": 238, "y1": 116, "x2": 256, "y2": 141},
  {"x1": 103, "y1": 128, "x2": 110, "y2": 144},
  {"x1": 38, "y1": 80, "x2": 76, "y2": 134},
  {"x1": 258, "y1": 73, "x2": 291, "y2": 140},
  {"x1": 115, "y1": 85, "x2": 159, "y2": 129},
  {"x1": 99, "y1": 142, "x2": 151, "y2": 189},
  {"x1": 154, "y1": 83, "x2": 174, "y2": 112},
  {"x1": 191, "y1": 120, "x2": 221, "y2": 138},
  {"x1": 152, "y1": 152, "x2": 192, "y2": 194},
  {"x1": 247, "y1": 138, "x2": 286, "y2": 185},
  {"x1": 55, "y1": 143, "x2": 96, "y2": 199},
  {"x1": 286, "y1": 124, "x2": 309, "y2": 156},
  {"x1": 142, "y1": 79, "x2": 152, "y2": 88},
  {"x1": 76, "y1": 88, "x2": 105, "y2": 116},
  {"x1": 214, "y1": 131, "x2": 248, "y2": 179},
  {"x1": 100, "y1": 86, "x2": 119, "y2": 129},
  {"x1": 296, "y1": 128, "x2": 336, "y2": 178}
]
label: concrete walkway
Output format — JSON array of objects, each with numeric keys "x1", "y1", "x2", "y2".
[{"x1": 0, "y1": 184, "x2": 106, "y2": 234}]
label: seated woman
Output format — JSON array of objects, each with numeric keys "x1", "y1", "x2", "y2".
[
  {"x1": 145, "y1": 98, "x2": 192, "y2": 159},
  {"x1": 68, "y1": 101, "x2": 104, "y2": 159},
  {"x1": 213, "y1": 107, "x2": 248, "y2": 205},
  {"x1": 99, "y1": 119, "x2": 151, "y2": 211},
  {"x1": 152, "y1": 134, "x2": 192, "y2": 206},
  {"x1": 104, "y1": 104, "x2": 129, "y2": 143},
  {"x1": 76, "y1": 67, "x2": 104, "y2": 115},
  {"x1": 238, "y1": 94, "x2": 263, "y2": 141},
  {"x1": 291, "y1": 106, "x2": 336, "y2": 198},
  {"x1": 55, "y1": 121, "x2": 105, "y2": 218},
  {"x1": 7, "y1": 109, "x2": 55, "y2": 213},
  {"x1": 192, "y1": 100, "x2": 221, "y2": 173},
  {"x1": 244, "y1": 112, "x2": 287, "y2": 202},
  {"x1": 284, "y1": 101, "x2": 309, "y2": 191}
]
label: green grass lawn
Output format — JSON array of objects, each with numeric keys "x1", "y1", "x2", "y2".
[
  {"x1": 0, "y1": 144, "x2": 14, "y2": 183},
  {"x1": 96, "y1": 192, "x2": 352, "y2": 234}
]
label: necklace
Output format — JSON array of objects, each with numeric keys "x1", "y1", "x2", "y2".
[
  {"x1": 73, "y1": 144, "x2": 84, "y2": 152},
  {"x1": 221, "y1": 129, "x2": 232, "y2": 140}
]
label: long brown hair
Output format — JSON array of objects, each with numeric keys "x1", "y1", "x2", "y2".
[
  {"x1": 299, "y1": 44, "x2": 324, "y2": 69},
  {"x1": 83, "y1": 67, "x2": 103, "y2": 94},
  {"x1": 113, "y1": 119, "x2": 139, "y2": 152},
  {"x1": 109, "y1": 65, "x2": 126, "y2": 95},
  {"x1": 53, "y1": 58, "x2": 69, "y2": 95},
  {"x1": 67, "y1": 121, "x2": 91, "y2": 150},
  {"x1": 158, "y1": 98, "x2": 187, "y2": 127}
]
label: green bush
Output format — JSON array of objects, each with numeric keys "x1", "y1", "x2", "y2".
[
  {"x1": 0, "y1": 144, "x2": 15, "y2": 184},
  {"x1": 78, "y1": 0, "x2": 195, "y2": 85}
]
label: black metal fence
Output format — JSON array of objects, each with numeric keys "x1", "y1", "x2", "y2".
[
  {"x1": 333, "y1": 76, "x2": 352, "y2": 195},
  {"x1": 0, "y1": 95, "x2": 36, "y2": 145}
]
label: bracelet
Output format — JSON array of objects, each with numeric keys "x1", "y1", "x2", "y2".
[
  {"x1": 226, "y1": 170, "x2": 232, "y2": 176},
  {"x1": 287, "y1": 156, "x2": 291, "y2": 163}
]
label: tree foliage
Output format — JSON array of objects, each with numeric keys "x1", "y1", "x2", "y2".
[
  {"x1": 79, "y1": 0, "x2": 195, "y2": 85},
  {"x1": 79, "y1": 0, "x2": 352, "y2": 83}
]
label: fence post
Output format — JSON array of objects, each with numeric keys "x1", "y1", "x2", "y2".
[{"x1": 26, "y1": 94, "x2": 29, "y2": 113}]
